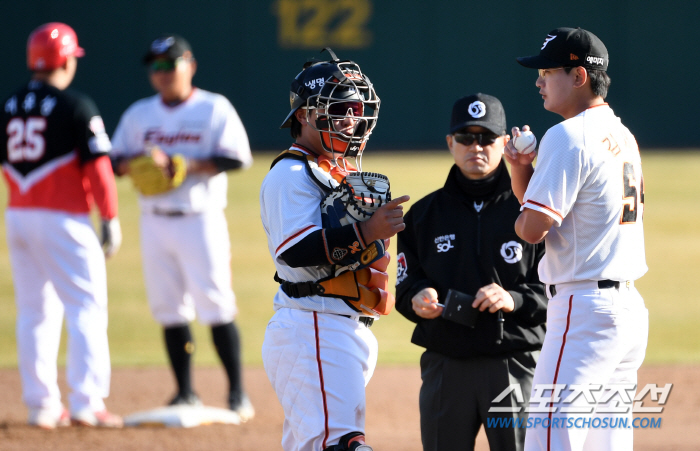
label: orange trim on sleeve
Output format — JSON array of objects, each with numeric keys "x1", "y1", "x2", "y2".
[
  {"x1": 321, "y1": 229, "x2": 333, "y2": 264},
  {"x1": 352, "y1": 222, "x2": 366, "y2": 248},
  {"x1": 276, "y1": 225, "x2": 317, "y2": 255},
  {"x1": 524, "y1": 199, "x2": 564, "y2": 221}
]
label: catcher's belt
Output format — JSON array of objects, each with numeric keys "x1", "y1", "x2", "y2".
[{"x1": 275, "y1": 265, "x2": 392, "y2": 317}]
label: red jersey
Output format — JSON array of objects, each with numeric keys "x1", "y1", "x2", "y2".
[{"x1": 1, "y1": 80, "x2": 117, "y2": 218}]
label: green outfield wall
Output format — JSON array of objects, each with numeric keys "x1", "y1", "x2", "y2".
[{"x1": 1, "y1": 1, "x2": 693, "y2": 150}]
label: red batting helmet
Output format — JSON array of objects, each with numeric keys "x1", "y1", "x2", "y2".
[{"x1": 27, "y1": 22, "x2": 85, "y2": 71}]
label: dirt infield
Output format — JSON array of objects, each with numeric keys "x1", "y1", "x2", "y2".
[{"x1": 0, "y1": 365, "x2": 697, "y2": 450}]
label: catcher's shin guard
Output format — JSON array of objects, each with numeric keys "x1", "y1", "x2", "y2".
[{"x1": 323, "y1": 432, "x2": 372, "y2": 451}]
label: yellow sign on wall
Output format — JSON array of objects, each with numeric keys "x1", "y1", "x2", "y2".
[{"x1": 272, "y1": 0, "x2": 373, "y2": 49}]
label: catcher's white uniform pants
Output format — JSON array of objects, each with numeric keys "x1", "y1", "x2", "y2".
[
  {"x1": 140, "y1": 211, "x2": 236, "y2": 326},
  {"x1": 262, "y1": 308, "x2": 378, "y2": 451},
  {"x1": 524, "y1": 281, "x2": 648, "y2": 451},
  {"x1": 6, "y1": 209, "x2": 111, "y2": 415}
]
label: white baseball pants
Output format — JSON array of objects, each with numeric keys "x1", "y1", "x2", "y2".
[
  {"x1": 6, "y1": 209, "x2": 111, "y2": 415},
  {"x1": 140, "y1": 210, "x2": 236, "y2": 326},
  {"x1": 524, "y1": 281, "x2": 648, "y2": 451},
  {"x1": 262, "y1": 308, "x2": 378, "y2": 451}
]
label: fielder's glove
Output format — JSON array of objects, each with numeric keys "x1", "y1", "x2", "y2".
[
  {"x1": 100, "y1": 217, "x2": 122, "y2": 258},
  {"x1": 128, "y1": 147, "x2": 187, "y2": 196}
]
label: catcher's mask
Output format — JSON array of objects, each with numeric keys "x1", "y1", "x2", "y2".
[{"x1": 280, "y1": 48, "x2": 380, "y2": 170}]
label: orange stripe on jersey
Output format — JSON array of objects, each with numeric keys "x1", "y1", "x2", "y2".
[
  {"x1": 3, "y1": 153, "x2": 94, "y2": 214},
  {"x1": 276, "y1": 225, "x2": 317, "y2": 255},
  {"x1": 524, "y1": 199, "x2": 564, "y2": 221}
]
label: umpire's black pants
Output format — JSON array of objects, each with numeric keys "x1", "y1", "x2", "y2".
[{"x1": 419, "y1": 350, "x2": 538, "y2": 451}]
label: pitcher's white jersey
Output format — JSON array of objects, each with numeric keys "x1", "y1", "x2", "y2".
[
  {"x1": 111, "y1": 88, "x2": 252, "y2": 213},
  {"x1": 522, "y1": 104, "x2": 647, "y2": 285}
]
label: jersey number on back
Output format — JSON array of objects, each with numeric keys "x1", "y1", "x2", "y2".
[
  {"x1": 6, "y1": 117, "x2": 47, "y2": 163},
  {"x1": 621, "y1": 162, "x2": 644, "y2": 224}
]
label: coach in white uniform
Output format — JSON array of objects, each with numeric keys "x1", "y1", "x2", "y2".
[
  {"x1": 505, "y1": 27, "x2": 648, "y2": 451},
  {"x1": 111, "y1": 35, "x2": 254, "y2": 418}
]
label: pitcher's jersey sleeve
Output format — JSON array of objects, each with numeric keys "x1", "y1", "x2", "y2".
[
  {"x1": 522, "y1": 122, "x2": 590, "y2": 226},
  {"x1": 211, "y1": 95, "x2": 252, "y2": 169}
]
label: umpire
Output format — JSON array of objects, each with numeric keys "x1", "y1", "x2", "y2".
[{"x1": 395, "y1": 93, "x2": 547, "y2": 451}]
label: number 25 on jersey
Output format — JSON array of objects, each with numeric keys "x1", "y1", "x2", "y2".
[{"x1": 6, "y1": 117, "x2": 47, "y2": 163}]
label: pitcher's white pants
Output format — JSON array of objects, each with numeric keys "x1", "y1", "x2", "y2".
[
  {"x1": 262, "y1": 308, "x2": 378, "y2": 451},
  {"x1": 6, "y1": 209, "x2": 111, "y2": 416},
  {"x1": 524, "y1": 281, "x2": 648, "y2": 451}
]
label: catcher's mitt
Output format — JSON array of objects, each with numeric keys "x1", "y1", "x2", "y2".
[
  {"x1": 128, "y1": 147, "x2": 187, "y2": 196},
  {"x1": 321, "y1": 172, "x2": 391, "y2": 228}
]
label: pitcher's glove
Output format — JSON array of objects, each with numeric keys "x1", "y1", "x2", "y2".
[{"x1": 128, "y1": 147, "x2": 187, "y2": 196}]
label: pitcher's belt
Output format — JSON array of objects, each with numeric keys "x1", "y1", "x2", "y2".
[{"x1": 547, "y1": 279, "x2": 634, "y2": 298}]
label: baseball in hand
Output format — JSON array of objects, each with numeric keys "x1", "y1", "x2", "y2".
[{"x1": 512, "y1": 130, "x2": 537, "y2": 155}]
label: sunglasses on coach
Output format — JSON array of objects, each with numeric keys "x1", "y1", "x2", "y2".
[
  {"x1": 149, "y1": 57, "x2": 188, "y2": 73},
  {"x1": 453, "y1": 131, "x2": 500, "y2": 147}
]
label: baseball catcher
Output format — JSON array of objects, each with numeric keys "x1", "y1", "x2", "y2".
[{"x1": 261, "y1": 48, "x2": 410, "y2": 451}]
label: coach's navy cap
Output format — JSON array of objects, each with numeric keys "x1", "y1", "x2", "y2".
[
  {"x1": 450, "y1": 93, "x2": 506, "y2": 136},
  {"x1": 143, "y1": 34, "x2": 192, "y2": 64},
  {"x1": 517, "y1": 27, "x2": 608, "y2": 71}
]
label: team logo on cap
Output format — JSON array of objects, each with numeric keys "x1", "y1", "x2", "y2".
[
  {"x1": 541, "y1": 34, "x2": 557, "y2": 49},
  {"x1": 305, "y1": 77, "x2": 325, "y2": 90},
  {"x1": 586, "y1": 55, "x2": 606, "y2": 66},
  {"x1": 500, "y1": 241, "x2": 523, "y2": 264},
  {"x1": 468, "y1": 101, "x2": 486, "y2": 119},
  {"x1": 151, "y1": 37, "x2": 175, "y2": 53}
]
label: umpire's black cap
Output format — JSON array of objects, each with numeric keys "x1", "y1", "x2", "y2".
[
  {"x1": 143, "y1": 35, "x2": 193, "y2": 64},
  {"x1": 449, "y1": 93, "x2": 506, "y2": 136},
  {"x1": 517, "y1": 27, "x2": 608, "y2": 71}
]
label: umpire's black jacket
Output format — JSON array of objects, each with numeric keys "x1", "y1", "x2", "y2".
[{"x1": 396, "y1": 160, "x2": 547, "y2": 359}]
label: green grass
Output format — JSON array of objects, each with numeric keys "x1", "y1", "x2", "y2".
[{"x1": 0, "y1": 150, "x2": 697, "y2": 368}]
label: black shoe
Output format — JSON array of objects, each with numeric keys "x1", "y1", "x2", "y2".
[
  {"x1": 228, "y1": 393, "x2": 255, "y2": 422},
  {"x1": 168, "y1": 392, "x2": 202, "y2": 407}
]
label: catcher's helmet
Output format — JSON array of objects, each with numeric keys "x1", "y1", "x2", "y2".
[
  {"x1": 281, "y1": 48, "x2": 380, "y2": 163},
  {"x1": 27, "y1": 22, "x2": 84, "y2": 71}
]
